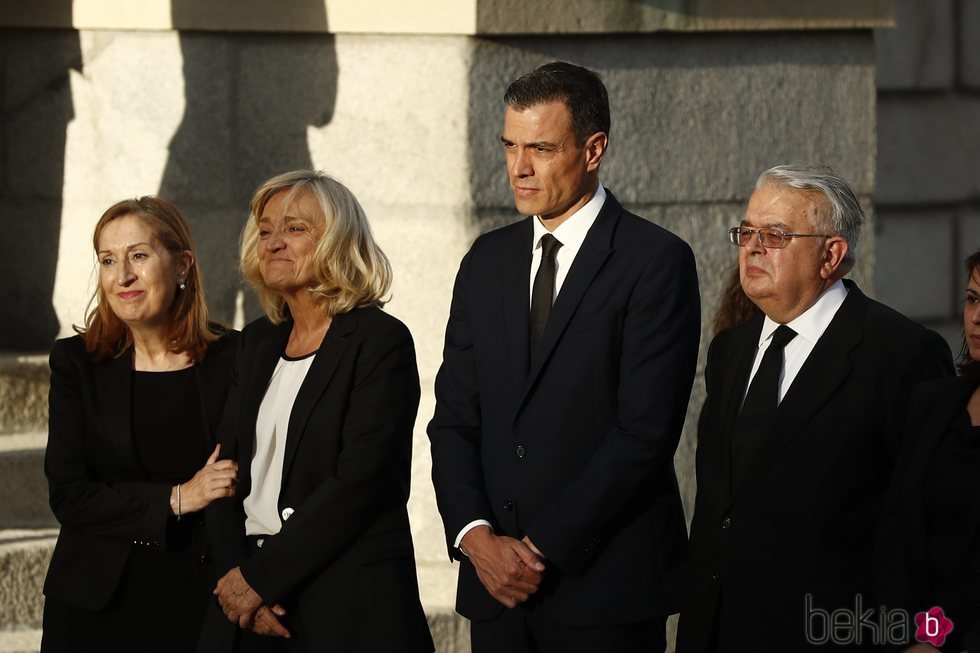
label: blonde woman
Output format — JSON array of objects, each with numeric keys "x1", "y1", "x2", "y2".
[{"x1": 203, "y1": 171, "x2": 433, "y2": 652}]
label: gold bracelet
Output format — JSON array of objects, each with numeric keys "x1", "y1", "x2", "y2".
[{"x1": 176, "y1": 484, "x2": 182, "y2": 521}]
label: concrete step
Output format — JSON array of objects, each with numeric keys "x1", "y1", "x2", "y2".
[
  {"x1": 0, "y1": 529, "x2": 56, "y2": 631},
  {"x1": 0, "y1": 355, "x2": 48, "y2": 435},
  {"x1": 418, "y1": 560, "x2": 468, "y2": 652},
  {"x1": 0, "y1": 629, "x2": 41, "y2": 653},
  {"x1": 0, "y1": 434, "x2": 52, "y2": 529},
  {"x1": 426, "y1": 607, "x2": 470, "y2": 653}
]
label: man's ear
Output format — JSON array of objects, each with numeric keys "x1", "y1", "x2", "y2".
[
  {"x1": 584, "y1": 132, "x2": 608, "y2": 172},
  {"x1": 820, "y1": 237, "x2": 849, "y2": 280}
]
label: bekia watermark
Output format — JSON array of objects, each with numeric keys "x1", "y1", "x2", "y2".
[
  {"x1": 914, "y1": 606, "x2": 954, "y2": 648},
  {"x1": 805, "y1": 594, "x2": 954, "y2": 646}
]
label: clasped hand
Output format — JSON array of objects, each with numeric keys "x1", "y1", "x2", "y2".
[
  {"x1": 460, "y1": 526, "x2": 546, "y2": 608},
  {"x1": 214, "y1": 567, "x2": 290, "y2": 638}
]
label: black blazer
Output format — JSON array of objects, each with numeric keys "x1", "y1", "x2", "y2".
[
  {"x1": 203, "y1": 306, "x2": 433, "y2": 652},
  {"x1": 677, "y1": 281, "x2": 955, "y2": 653},
  {"x1": 428, "y1": 190, "x2": 701, "y2": 626},
  {"x1": 877, "y1": 373, "x2": 980, "y2": 651},
  {"x1": 43, "y1": 331, "x2": 237, "y2": 610}
]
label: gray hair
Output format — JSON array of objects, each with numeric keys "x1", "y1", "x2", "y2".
[{"x1": 756, "y1": 164, "x2": 864, "y2": 266}]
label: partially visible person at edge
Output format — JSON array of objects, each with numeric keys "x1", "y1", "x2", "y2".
[
  {"x1": 707, "y1": 267, "x2": 760, "y2": 480},
  {"x1": 713, "y1": 266, "x2": 760, "y2": 335},
  {"x1": 200, "y1": 170, "x2": 434, "y2": 653},
  {"x1": 41, "y1": 197, "x2": 239, "y2": 653},
  {"x1": 677, "y1": 164, "x2": 954, "y2": 653},
  {"x1": 877, "y1": 249, "x2": 980, "y2": 653}
]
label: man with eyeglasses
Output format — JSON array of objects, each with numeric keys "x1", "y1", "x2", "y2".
[{"x1": 676, "y1": 164, "x2": 954, "y2": 652}]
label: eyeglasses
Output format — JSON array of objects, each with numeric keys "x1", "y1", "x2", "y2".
[{"x1": 729, "y1": 226, "x2": 831, "y2": 249}]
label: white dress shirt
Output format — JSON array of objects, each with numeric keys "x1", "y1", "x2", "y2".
[
  {"x1": 745, "y1": 279, "x2": 848, "y2": 404},
  {"x1": 455, "y1": 186, "x2": 607, "y2": 551},
  {"x1": 527, "y1": 185, "x2": 606, "y2": 307},
  {"x1": 244, "y1": 353, "x2": 316, "y2": 536}
]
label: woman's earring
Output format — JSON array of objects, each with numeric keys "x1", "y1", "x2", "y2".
[{"x1": 178, "y1": 279, "x2": 186, "y2": 291}]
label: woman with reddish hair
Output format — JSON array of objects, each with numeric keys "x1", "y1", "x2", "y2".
[{"x1": 41, "y1": 197, "x2": 238, "y2": 652}]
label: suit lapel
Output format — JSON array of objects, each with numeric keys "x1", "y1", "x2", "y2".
[
  {"x1": 281, "y1": 309, "x2": 356, "y2": 481},
  {"x1": 727, "y1": 285, "x2": 866, "y2": 506},
  {"x1": 500, "y1": 219, "x2": 533, "y2": 390},
  {"x1": 92, "y1": 351, "x2": 143, "y2": 473},
  {"x1": 717, "y1": 317, "x2": 764, "y2": 500},
  {"x1": 519, "y1": 192, "x2": 617, "y2": 407},
  {"x1": 238, "y1": 322, "x2": 291, "y2": 484}
]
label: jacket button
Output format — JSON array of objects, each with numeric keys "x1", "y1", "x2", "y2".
[
  {"x1": 516, "y1": 445, "x2": 526, "y2": 458},
  {"x1": 281, "y1": 507, "x2": 294, "y2": 521},
  {"x1": 712, "y1": 573, "x2": 720, "y2": 582},
  {"x1": 721, "y1": 517, "x2": 732, "y2": 530},
  {"x1": 200, "y1": 554, "x2": 209, "y2": 564},
  {"x1": 503, "y1": 501, "x2": 514, "y2": 511}
]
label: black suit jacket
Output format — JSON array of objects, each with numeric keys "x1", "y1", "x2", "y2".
[
  {"x1": 202, "y1": 306, "x2": 433, "y2": 652},
  {"x1": 43, "y1": 331, "x2": 237, "y2": 610},
  {"x1": 428, "y1": 190, "x2": 701, "y2": 626},
  {"x1": 877, "y1": 373, "x2": 980, "y2": 652},
  {"x1": 677, "y1": 281, "x2": 955, "y2": 652}
]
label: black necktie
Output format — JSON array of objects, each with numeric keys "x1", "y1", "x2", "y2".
[
  {"x1": 731, "y1": 324, "x2": 797, "y2": 488},
  {"x1": 530, "y1": 234, "x2": 562, "y2": 355}
]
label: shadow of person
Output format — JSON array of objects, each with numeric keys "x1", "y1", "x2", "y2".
[
  {"x1": 162, "y1": 1, "x2": 337, "y2": 325},
  {"x1": 0, "y1": 6, "x2": 80, "y2": 351}
]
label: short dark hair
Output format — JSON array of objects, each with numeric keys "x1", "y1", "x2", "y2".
[
  {"x1": 504, "y1": 61, "x2": 610, "y2": 146},
  {"x1": 958, "y1": 249, "x2": 980, "y2": 377}
]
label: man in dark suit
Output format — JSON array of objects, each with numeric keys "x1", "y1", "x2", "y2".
[
  {"x1": 676, "y1": 164, "x2": 955, "y2": 652},
  {"x1": 428, "y1": 61, "x2": 701, "y2": 652}
]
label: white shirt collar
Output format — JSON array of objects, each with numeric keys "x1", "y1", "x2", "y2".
[
  {"x1": 758, "y1": 279, "x2": 849, "y2": 347},
  {"x1": 531, "y1": 185, "x2": 606, "y2": 251}
]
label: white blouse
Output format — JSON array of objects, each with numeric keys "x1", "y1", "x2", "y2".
[{"x1": 243, "y1": 353, "x2": 315, "y2": 536}]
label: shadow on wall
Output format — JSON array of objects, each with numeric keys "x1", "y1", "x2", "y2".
[
  {"x1": 0, "y1": 3, "x2": 79, "y2": 351},
  {"x1": 162, "y1": 1, "x2": 337, "y2": 326}
]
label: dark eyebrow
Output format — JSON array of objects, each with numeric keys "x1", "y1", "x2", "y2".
[{"x1": 499, "y1": 136, "x2": 557, "y2": 150}]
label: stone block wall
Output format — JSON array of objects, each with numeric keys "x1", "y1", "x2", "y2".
[{"x1": 875, "y1": 0, "x2": 980, "y2": 348}]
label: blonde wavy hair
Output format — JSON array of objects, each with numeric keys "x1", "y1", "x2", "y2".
[{"x1": 241, "y1": 170, "x2": 392, "y2": 323}]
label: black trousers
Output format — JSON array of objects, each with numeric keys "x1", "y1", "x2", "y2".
[{"x1": 471, "y1": 604, "x2": 667, "y2": 653}]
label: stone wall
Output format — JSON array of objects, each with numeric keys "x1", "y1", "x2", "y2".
[{"x1": 875, "y1": 0, "x2": 980, "y2": 349}]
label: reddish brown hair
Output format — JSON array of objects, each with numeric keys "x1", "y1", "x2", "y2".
[
  {"x1": 959, "y1": 250, "x2": 980, "y2": 377},
  {"x1": 77, "y1": 197, "x2": 217, "y2": 362}
]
